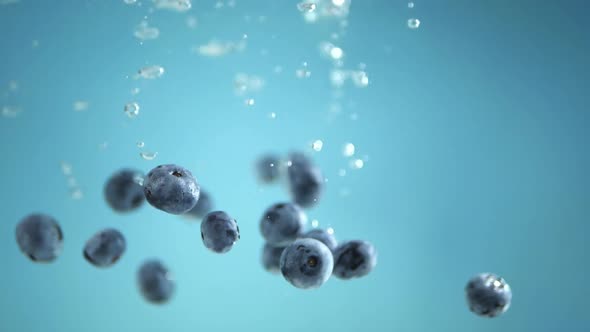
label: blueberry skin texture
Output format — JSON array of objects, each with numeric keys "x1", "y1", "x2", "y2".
[
  {"x1": 261, "y1": 243, "x2": 286, "y2": 274},
  {"x1": 83, "y1": 228, "x2": 126, "y2": 268},
  {"x1": 256, "y1": 154, "x2": 281, "y2": 183},
  {"x1": 15, "y1": 214, "x2": 63, "y2": 262},
  {"x1": 200, "y1": 211, "x2": 240, "y2": 253},
  {"x1": 466, "y1": 273, "x2": 512, "y2": 318},
  {"x1": 137, "y1": 260, "x2": 175, "y2": 304},
  {"x1": 104, "y1": 168, "x2": 145, "y2": 213},
  {"x1": 287, "y1": 152, "x2": 323, "y2": 208},
  {"x1": 301, "y1": 229, "x2": 337, "y2": 252},
  {"x1": 280, "y1": 238, "x2": 334, "y2": 289},
  {"x1": 332, "y1": 240, "x2": 377, "y2": 280},
  {"x1": 260, "y1": 202, "x2": 306, "y2": 246},
  {"x1": 185, "y1": 189, "x2": 214, "y2": 219},
  {"x1": 144, "y1": 164, "x2": 200, "y2": 215}
]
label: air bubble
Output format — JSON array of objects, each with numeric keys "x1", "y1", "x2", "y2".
[
  {"x1": 134, "y1": 21, "x2": 160, "y2": 41},
  {"x1": 297, "y1": 2, "x2": 316, "y2": 13},
  {"x1": 408, "y1": 18, "x2": 420, "y2": 29},
  {"x1": 343, "y1": 143, "x2": 355, "y2": 157},
  {"x1": 311, "y1": 219, "x2": 319, "y2": 228},
  {"x1": 154, "y1": 0, "x2": 191, "y2": 12},
  {"x1": 140, "y1": 151, "x2": 158, "y2": 160},
  {"x1": 73, "y1": 101, "x2": 89, "y2": 112},
  {"x1": 124, "y1": 102, "x2": 140, "y2": 118},
  {"x1": 137, "y1": 141, "x2": 145, "y2": 148},
  {"x1": 338, "y1": 169, "x2": 346, "y2": 176},
  {"x1": 311, "y1": 140, "x2": 323, "y2": 152},
  {"x1": 269, "y1": 112, "x2": 277, "y2": 119},
  {"x1": 408, "y1": 2, "x2": 414, "y2": 8},
  {"x1": 136, "y1": 65, "x2": 165, "y2": 79},
  {"x1": 350, "y1": 159, "x2": 364, "y2": 169},
  {"x1": 245, "y1": 98, "x2": 255, "y2": 106}
]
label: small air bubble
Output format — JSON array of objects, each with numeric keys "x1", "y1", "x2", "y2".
[
  {"x1": 124, "y1": 102, "x2": 140, "y2": 118},
  {"x1": 73, "y1": 101, "x2": 89, "y2": 112},
  {"x1": 137, "y1": 141, "x2": 145, "y2": 148},
  {"x1": 350, "y1": 159, "x2": 364, "y2": 169},
  {"x1": 326, "y1": 227, "x2": 334, "y2": 235},
  {"x1": 338, "y1": 169, "x2": 346, "y2": 176},
  {"x1": 245, "y1": 98, "x2": 255, "y2": 106},
  {"x1": 140, "y1": 151, "x2": 158, "y2": 160},
  {"x1": 343, "y1": 143, "x2": 355, "y2": 157},
  {"x1": 297, "y1": 2, "x2": 316, "y2": 13},
  {"x1": 408, "y1": 18, "x2": 420, "y2": 29},
  {"x1": 311, "y1": 219, "x2": 319, "y2": 228},
  {"x1": 311, "y1": 140, "x2": 323, "y2": 152},
  {"x1": 408, "y1": 2, "x2": 414, "y2": 8},
  {"x1": 269, "y1": 112, "x2": 277, "y2": 119}
]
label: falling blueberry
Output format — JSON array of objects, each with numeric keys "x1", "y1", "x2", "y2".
[
  {"x1": 104, "y1": 168, "x2": 145, "y2": 213},
  {"x1": 83, "y1": 228, "x2": 126, "y2": 268},
  {"x1": 466, "y1": 273, "x2": 512, "y2": 318},
  {"x1": 185, "y1": 189, "x2": 214, "y2": 219},
  {"x1": 200, "y1": 211, "x2": 240, "y2": 253},
  {"x1": 143, "y1": 164, "x2": 200, "y2": 215},
  {"x1": 287, "y1": 152, "x2": 323, "y2": 208},
  {"x1": 137, "y1": 260, "x2": 175, "y2": 304},
  {"x1": 301, "y1": 229, "x2": 337, "y2": 252},
  {"x1": 280, "y1": 238, "x2": 334, "y2": 289},
  {"x1": 15, "y1": 213, "x2": 63, "y2": 262},
  {"x1": 332, "y1": 240, "x2": 377, "y2": 280},
  {"x1": 256, "y1": 154, "x2": 281, "y2": 183},
  {"x1": 260, "y1": 202, "x2": 306, "y2": 246},
  {"x1": 261, "y1": 243, "x2": 286, "y2": 274}
]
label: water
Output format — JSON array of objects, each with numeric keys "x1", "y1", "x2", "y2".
[{"x1": 1, "y1": 1, "x2": 589, "y2": 332}]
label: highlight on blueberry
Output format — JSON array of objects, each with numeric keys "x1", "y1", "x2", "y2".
[
  {"x1": 185, "y1": 189, "x2": 214, "y2": 219},
  {"x1": 137, "y1": 259, "x2": 175, "y2": 304},
  {"x1": 466, "y1": 273, "x2": 512, "y2": 318},
  {"x1": 286, "y1": 152, "x2": 324, "y2": 208},
  {"x1": 83, "y1": 228, "x2": 126, "y2": 268},
  {"x1": 332, "y1": 240, "x2": 377, "y2": 280},
  {"x1": 260, "y1": 202, "x2": 306, "y2": 246},
  {"x1": 301, "y1": 228, "x2": 337, "y2": 252},
  {"x1": 261, "y1": 243, "x2": 286, "y2": 274},
  {"x1": 256, "y1": 154, "x2": 281, "y2": 183},
  {"x1": 15, "y1": 213, "x2": 63, "y2": 263},
  {"x1": 200, "y1": 211, "x2": 240, "y2": 253},
  {"x1": 279, "y1": 238, "x2": 334, "y2": 289},
  {"x1": 143, "y1": 164, "x2": 200, "y2": 215},
  {"x1": 104, "y1": 168, "x2": 145, "y2": 213}
]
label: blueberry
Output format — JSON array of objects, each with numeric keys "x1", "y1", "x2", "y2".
[
  {"x1": 83, "y1": 228, "x2": 126, "y2": 268},
  {"x1": 260, "y1": 202, "x2": 306, "y2": 246},
  {"x1": 301, "y1": 229, "x2": 337, "y2": 252},
  {"x1": 15, "y1": 214, "x2": 63, "y2": 262},
  {"x1": 185, "y1": 189, "x2": 214, "y2": 219},
  {"x1": 332, "y1": 240, "x2": 377, "y2": 280},
  {"x1": 143, "y1": 164, "x2": 200, "y2": 215},
  {"x1": 256, "y1": 154, "x2": 281, "y2": 183},
  {"x1": 280, "y1": 238, "x2": 334, "y2": 289},
  {"x1": 466, "y1": 273, "x2": 512, "y2": 318},
  {"x1": 137, "y1": 260, "x2": 175, "y2": 304},
  {"x1": 287, "y1": 152, "x2": 323, "y2": 208},
  {"x1": 261, "y1": 243, "x2": 286, "y2": 274},
  {"x1": 104, "y1": 168, "x2": 145, "y2": 213},
  {"x1": 201, "y1": 211, "x2": 240, "y2": 253}
]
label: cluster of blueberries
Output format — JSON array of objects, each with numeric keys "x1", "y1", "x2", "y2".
[
  {"x1": 14, "y1": 153, "x2": 512, "y2": 317},
  {"x1": 256, "y1": 152, "x2": 377, "y2": 289}
]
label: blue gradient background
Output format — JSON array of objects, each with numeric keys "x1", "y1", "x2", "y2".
[{"x1": 1, "y1": 0, "x2": 589, "y2": 331}]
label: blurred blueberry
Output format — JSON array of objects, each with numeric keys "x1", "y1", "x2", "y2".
[
  {"x1": 332, "y1": 240, "x2": 377, "y2": 280},
  {"x1": 287, "y1": 152, "x2": 323, "y2": 208},
  {"x1": 184, "y1": 189, "x2": 214, "y2": 219},
  {"x1": 280, "y1": 238, "x2": 334, "y2": 289},
  {"x1": 144, "y1": 164, "x2": 200, "y2": 215},
  {"x1": 261, "y1": 243, "x2": 286, "y2": 274},
  {"x1": 301, "y1": 229, "x2": 337, "y2": 252},
  {"x1": 16, "y1": 213, "x2": 63, "y2": 262},
  {"x1": 104, "y1": 168, "x2": 145, "y2": 213},
  {"x1": 256, "y1": 154, "x2": 281, "y2": 183},
  {"x1": 201, "y1": 211, "x2": 240, "y2": 253},
  {"x1": 137, "y1": 260, "x2": 175, "y2": 304},
  {"x1": 466, "y1": 273, "x2": 512, "y2": 318},
  {"x1": 260, "y1": 202, "x2": 306, "y2": 246},
  {"x1": 83, "y1": 228, "x2": 126, "y2": 268}
]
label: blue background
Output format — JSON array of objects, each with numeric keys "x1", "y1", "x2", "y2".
[{"x1": 1, "y1": 0, "x2": 589, "y2": 331}]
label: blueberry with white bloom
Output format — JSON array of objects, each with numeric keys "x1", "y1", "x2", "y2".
[
  {"x1": 466, "y1": 273, "x2": 512, "y2": 318},
  {"x1": 201, "y1": 211, "x2": 240, "y2": 253},
  {"x1": 83, "y1": 228, "x2": 126, "y2": 268},
  {"x1": 332, "y1": 240, "x2": 377, "y2": 280},
  {"x1": 260, "y1": 202, "x2": 306, "y2": 246},
  {"x1": 16, "y1": 213, "x2": 63, "y2": 262},
  {"x1": 280, "y1": 238, "x2": 334, "y2": 289},
  {"x1": 143, "y1": 164, "x2": 200, "y2": 215}
]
